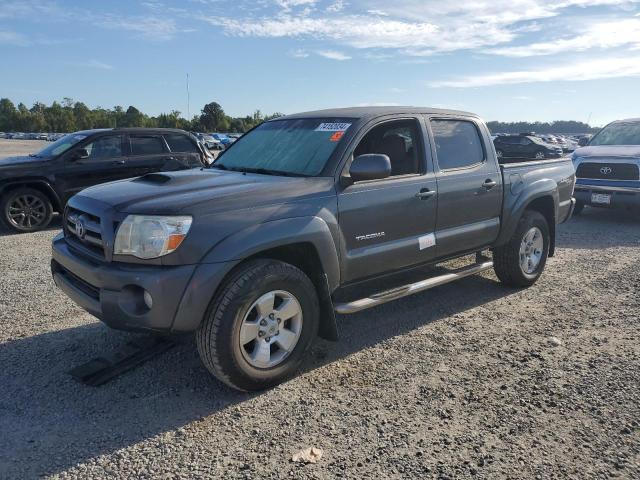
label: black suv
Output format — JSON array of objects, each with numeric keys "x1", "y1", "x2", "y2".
[
  {"x1": 494, "y1": 134, "x2": 564, "y2": 161},
  {"x1": 0, "y1": 128, "x2": 211, "y2": 233}
]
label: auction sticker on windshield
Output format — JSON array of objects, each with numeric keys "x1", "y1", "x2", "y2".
[{"x1": 315, "y1": 123, "x2": 352, "y2": 132}]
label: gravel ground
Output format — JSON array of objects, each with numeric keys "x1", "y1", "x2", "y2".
[
  {"x1": 0, "y1": 176, "x2": 638, "y2": 477},
  {"x1": 0, "y1": 138, "x2": 49, "y2": 157}
]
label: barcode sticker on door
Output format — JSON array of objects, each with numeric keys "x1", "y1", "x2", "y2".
[{"x1": 419, "y1": 233, "x2": 436, "y2": 250}]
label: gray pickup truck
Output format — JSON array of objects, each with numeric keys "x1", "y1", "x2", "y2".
[{"x1": 51, "y1": 107, "x2": 576, "y2": 391}]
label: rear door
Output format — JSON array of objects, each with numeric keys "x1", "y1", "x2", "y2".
[
  {"x1": 337, "y1": 117, "x2": 439, "y2": 283},
  {"x1": 163, "y1": 132, "x2": 204, "y2": 168},
  {"x1": 60, "y1": 133, "x2": 128, "y2": 198},
  {"x1": 428, "y1": 117, "x2": 503, "y2": 258},
  {"x1": 126, "y1": 133, "x2": 177, "y2": 176}
]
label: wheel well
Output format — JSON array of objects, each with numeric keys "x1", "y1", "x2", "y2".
[
  {"x1": 525, "y1": 196, "x2": 556, "y2": 257},
  {"x1": 248, "y1": 242, "x2": 325, "y2": 285},
  {"x1": 1, "y1": 182, "x2": 62, "y2": 212}
]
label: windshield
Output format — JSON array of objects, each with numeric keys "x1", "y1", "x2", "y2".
[
  {"x1": 35, "y1": 133, "x2": 87, "y2": 157},
  {"x1": 213, "y1": 118, "x2": 353, "y2": 176},
  {"x1": 590, "y1": 122, "x2": 640, "y2": 146}
]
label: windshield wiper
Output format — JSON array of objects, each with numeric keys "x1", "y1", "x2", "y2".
[
  {"x1": 213, "y1": 165, "x2": 306, "y2": 177},
  {"x1": 28, "y1": 153, "x2": 41, "y2": 158}
]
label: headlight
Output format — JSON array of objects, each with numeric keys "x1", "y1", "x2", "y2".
[{"x1": 114, "y1": 215, "x2": 192, "y2": 259}]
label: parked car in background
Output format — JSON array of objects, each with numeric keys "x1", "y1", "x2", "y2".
[
  {"x1": 50, "y1": 106, "x2": 575, "y2": 391},
  {"x1": 199, "y1": 134, "x2": 223, "y2": 150},
  {"x1": 0, "y1": 128, "x2": 210, "y2": 233},
  {"x1": 494, "y1": 134, "x2": 564, "y2": 161},
  {"x1": 211, "y1": 133, "x2": 232, "y2": 148},
  {"x1": 572, "y1": 118, "x2": 640, "y2": 214}
]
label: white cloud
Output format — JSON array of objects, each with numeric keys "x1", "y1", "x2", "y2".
[
  {"x1": 289, "y1": 48, "x2": 310, "y2": 57},
  {"x1": 490, "y1": 18, "x2": 640, "y2": 56},
  {"x1": 0, "y1": 30, "x2": 30, "y2": 46},
  {"x1": 430, "y1": 56, "x2": 640, "y2": 87},
  {"x1": 100, "y1": 15, "x2": 182, "y2": 41},
  {"x1": 208, "y1": 0, "x2": 640, "y2": 56},
  {"x1": 317, "y1": 49, "x2": 351, "y2": 60},
  {"x1": 327, "y1": 0, "x2": 346, "y2": 12},
  {"x1": 68, "y1": 59, "x2": 114, "y2": 70}
]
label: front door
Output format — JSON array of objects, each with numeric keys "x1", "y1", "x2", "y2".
[
  {"x1": 428, "y1": 117, "x2": 503, "y2": 258},
  {"x1": 338, "y1": 118, "x2": 438, "y2": 283},
  {"x1": 61, "y1": 134, "x2": 128, "y2": 200}
]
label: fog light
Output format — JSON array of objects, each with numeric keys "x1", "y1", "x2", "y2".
[{"x1": 143, "y1": 290, "x2": 153, "y2": 309}]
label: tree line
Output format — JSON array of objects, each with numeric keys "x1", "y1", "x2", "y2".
[
  {"x1": 487, "y1": 120, "x2": 599, "y2": 135},
  {"x1": 0, "y1": 96, "x2": 601, "y2": 135},
  {"x1": 0, "y1": 97, "x2": 283, "y2": 134}
]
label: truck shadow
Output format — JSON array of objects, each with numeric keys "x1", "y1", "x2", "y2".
[
  {"x1": 0, "y1": 274, "x2": 514, "y2": 477},
  {"x1": 557, "y1": 207, "x2": 640, "y2": 249}
]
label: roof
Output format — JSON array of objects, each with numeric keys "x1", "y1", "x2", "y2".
[
  {"x1": 71, "y1": 127, "x2": 190, "y2": 136},
  {"x1": 277, "y1": 106, "x2": 477, "y2": 121}
]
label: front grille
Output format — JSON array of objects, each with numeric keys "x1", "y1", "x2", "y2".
[
  {"x1": 576, "y1": 162, "x2": 639, "y2": 180},
  {"x1": 65, "y1": 207, "x2": 105, "y2": 258}
]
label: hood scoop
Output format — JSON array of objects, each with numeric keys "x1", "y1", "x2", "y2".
[{"x1": 134, "y1": 173, "x2": 172, "y2": 184}]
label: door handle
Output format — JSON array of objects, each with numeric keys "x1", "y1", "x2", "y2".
[
  {"x1": 415, "y1": 188, "x2": 436, "y2": 200},
  {"x1": 111, "y1": 159, "x2": 125, "y2": 165},
  {"x1": 482, "y1": 179, "x2": 497, "y2": 190}
]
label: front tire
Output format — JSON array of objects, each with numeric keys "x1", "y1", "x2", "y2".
[
  {"x1": 492, "y1": 210, "x2": 550, "y2": 287},
  {"x1": 196, "y1": 259, "x2": 319, "y2": 391},
  {"x1": 534, "y1": 150, "x2": 546, "y2": 160},
  {"x1": 1, "y1": 187, "x2": 53, "y2": 233}
]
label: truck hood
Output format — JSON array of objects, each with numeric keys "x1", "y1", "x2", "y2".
[
  {"x1": 75, "y1": 168, "x2": 336, "y2": 215},
  {"x1": 574, "y1": 145, "x2": 640, "y2": 159}
]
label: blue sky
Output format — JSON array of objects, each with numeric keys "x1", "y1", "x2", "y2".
[{"x1": 2, "y1": 0, "x2": 640, "y2": 126}]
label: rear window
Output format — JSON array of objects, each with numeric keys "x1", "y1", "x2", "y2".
[
  {"x1": 130, "y1": 136, "x2": 165, "y2": 155},
  {"x1": 431, "y1": 120, "x2": 485, "y2": 170},
  {"x1": 164, "y1": 133, "x2": 198, "y2": 153}
]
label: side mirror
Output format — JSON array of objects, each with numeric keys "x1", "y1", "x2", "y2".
[
  {"x1": 349, "y1": 154, "x2": 391, "y2": 182},
  {"x1": 578, "y1": 137, "x2": 589, "y2": 147},
  {"x1": 72, "y1": 148, "x2": 89, "y2": 160}
]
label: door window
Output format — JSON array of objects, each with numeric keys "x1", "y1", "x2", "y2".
[
  {"x1": 431, "y1": 120, "x2": 484, "y2": 170},
  {"x1": 164, "y1": 133, "x2": 198, "y2": 153},
  {"x1": 353, "y1": 120, "x2": 422, "y2": 176},
  {"x1": 83, "y1": 136, "x2": 122, "y2": 159},
  {"x1": 130, "y1": 136, "x2": 165, "y2": 155}
]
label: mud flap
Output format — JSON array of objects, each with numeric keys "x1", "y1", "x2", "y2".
[
  {"x1": 317, "y1": 273, "x2": 339, "y2": 341},
  {"x1": 68, "y1": 336, "x2": 175, "y2": 386}
]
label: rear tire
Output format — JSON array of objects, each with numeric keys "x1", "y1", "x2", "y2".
[
  {"x1": 1, "y1": 187, "x2": 53, "y2": 233},
  {"x1": 196, "y1": 259, "x2": 319, "y2": 391},
  {"x1": 492, "y1": 210, "x2": 550, "y2": 287}
]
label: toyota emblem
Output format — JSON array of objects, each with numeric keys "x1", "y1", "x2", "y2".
[
  {"x1": 75, "y1": 218, "x2": 86, "y2": 239},
  {"x1": 600, "y1": 166, "x2": 612, "y2": 175}
]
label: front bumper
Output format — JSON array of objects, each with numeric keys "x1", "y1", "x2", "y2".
[
  {"x1": 574, "y1": 183, "x2": 640, "y2": 209},
  {"x1": 51, "y1": 233, "x2": 234, "y2": 333}
]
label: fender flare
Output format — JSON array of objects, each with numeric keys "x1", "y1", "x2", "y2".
[
  {"x1": 496, "y1": 178, "x2": 559, "y2": 248},
  {"x1": 202, "y1": 216, "x2": 341, "y2": 291}
]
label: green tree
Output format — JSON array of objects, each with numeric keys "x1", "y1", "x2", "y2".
[
  {"x1": 0, "y1": 98, "x2": 18, "y2": 131},
  {"x1": 199, "y1": 102, "x2": 226, "y2": 131}
]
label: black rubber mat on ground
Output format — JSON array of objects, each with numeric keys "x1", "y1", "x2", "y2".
[{"x1": 68, "y1": 336, "x2": 175, "y2": 386}]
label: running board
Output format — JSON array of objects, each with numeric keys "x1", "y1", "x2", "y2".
[{"x1": 334, "y1": 260, "x2": 494, "y2": 314}]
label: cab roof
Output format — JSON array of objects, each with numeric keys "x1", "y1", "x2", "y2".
[{"x1": 277, "y1": 106, "x2": 478, "y2": 122}]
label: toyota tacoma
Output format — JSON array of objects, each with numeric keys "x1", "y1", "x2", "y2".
[{"x1": 51, "y1": 107, "x2": 576, "y2": 391}]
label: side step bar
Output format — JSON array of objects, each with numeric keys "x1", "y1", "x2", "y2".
[{"x1": 334, "y1": 260, "x2": 494, "y2": 315}]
